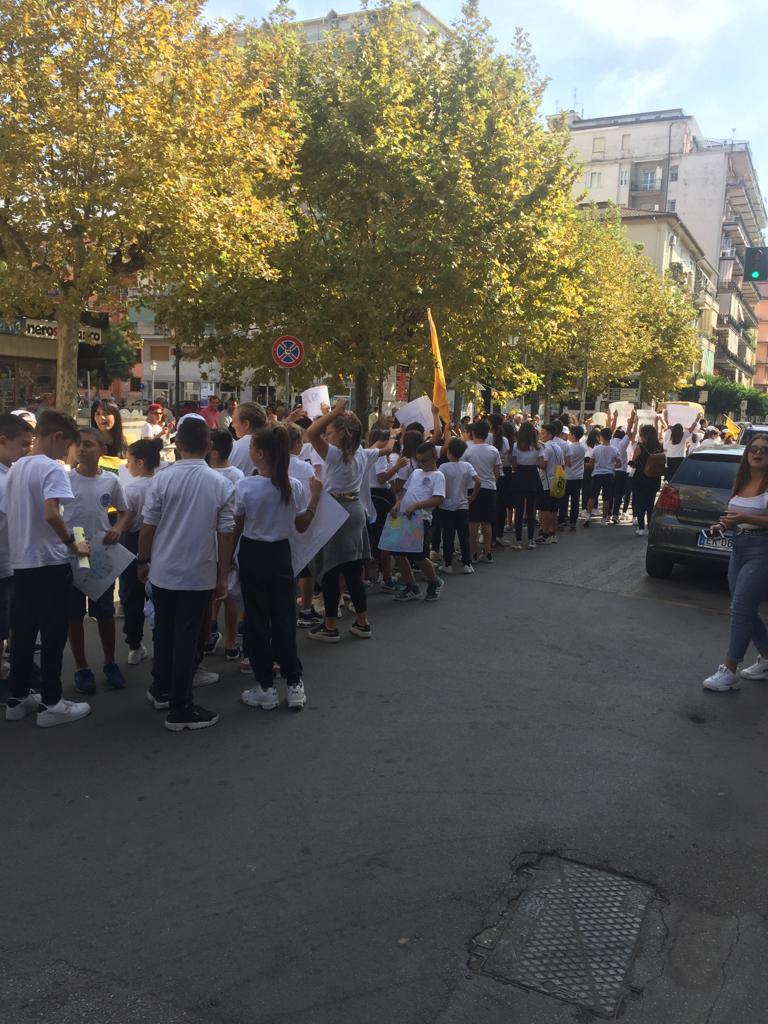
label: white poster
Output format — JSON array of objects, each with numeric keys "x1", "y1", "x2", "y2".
[
  {"x1": 664, "y1": 402, "x2": 702, "y2": 429},
  {"x1": 636, "y1": 408, "x2": 658, "y2": 428},
  {"x1": 591, "y1": 411, "x2": 608, "y2": 427},
  {"x1": 301, "y1": 385, "x2": 330, "y2": 420},
  {"x1": 71, "y1": 532, "x2": 136, "y2": 600},
  {"x1": 609, "y1": 401, "x2": 634, "y2": 429},
  {"x1": 289, "y1": 490, "x2": 349, "y2": 576},
  {"x1": 394, "y1": 394, "x2": 433, "y2": 432}
]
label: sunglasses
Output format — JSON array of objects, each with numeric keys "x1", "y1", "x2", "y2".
[{"x1": 747, "y1": 446, "x2": 768, "y2": 455}]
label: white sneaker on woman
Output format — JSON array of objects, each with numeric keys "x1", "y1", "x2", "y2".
[
  {"x1": 740, "y1": 656, "x2": 768, "y2": 680},
  {"x1": 702, "y1": 665, "x2": 740, "y2": 692},
  {"x1": 36, "y1": 699, "x2": 91, "y2": 727}
]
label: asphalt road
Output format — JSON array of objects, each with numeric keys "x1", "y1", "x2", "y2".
[{"x1": 3, "y1": 521, "x2": 768, "y2": 1024}]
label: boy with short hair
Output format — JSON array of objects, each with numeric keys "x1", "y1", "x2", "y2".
[
  {"x1": 138, "y1": 416, "x2": 235, "y2": 731},
  {"x1": 460, "y1": 420, "x2": 501, "y2": 562},
  {"x1": 438, "y1": 438, "x2": 480, "y2": 574},
  {"x1": 5, "y1": 409, "x2": 91, "y2": 727},
  {"x1": 65, "y1": 427, "x2": 132, "y2": 692},
  {"x1": 391, "y1": 442, "x2": 446, "y2": 602},
  {"x1": 0, "y1": 414, "x2": 35, "y2": 695}
]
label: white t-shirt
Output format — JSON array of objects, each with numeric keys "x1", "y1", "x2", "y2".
[
  {"x1": 123, "y1": 475, "x2": 155, "y2": 533},
  {"x1": 439, "y1": 460, "x2": 478, "y2": 511},
  {"x1": 590, "y1": 443, "x2": 620, "y2": 476},
  {"x1": 565, "y1": 441, "x2": 585, "y2": 481},
  {"x1": 461, "y1": 443, "x2": 502, "y2": 490},
  {"x1": 141, "y1": 420, "x2": 163, "y2": 439},
  {"x1": 664, "y1": 429, "x2": 689, "y2": 459},
  {"x1": 610, "y1": 434, "x2": 631, "y2": 472},
  {"x1": 217, "y1": 411, "x2": 234, "y2": 431},
  {"x1": 230, "y1": 434, "x2": 256, "y2": 475},
  {"x1": 400, "y1": 468, "x2": 446, "y2": 522},
  {"x1": 214, "y1": 465, "x2": 245, "y2": 488},
  {"x1": 235, "y1": 474, "x2": 306, "y2": 542},
  {"x1": 320, "y1": 444, "x2": 378, "y2": 493},
  {"x1": 0, "y1": 464, "x2": 10, "y2": 578},
  {"x1": 289, "y1": 454, "x2": 316, "y2": 505},
  {"x1": 142, "y1": 459, "x2": 236, "y2": 590},
  {"x1": 541, "y1": 440, "x2": 565, "y2": 489},
  {"x1": 375, "y1": 453, "x2": 398, "y2": 487},
  {"x1": 5, "y1": 454, "x2": 74, "y2": 569},
  {"x1": 64, "y1": 470, "x2": 127, "y2": 539},
  {"x1": 512, "y1": 444, "x2": 541, "y2": 467},
  {"x1": 486, "y1": 434, "x2": 511, "y2": 466},
  {"x1": 299, "y1": 442, "x2": 315, "y2": 463},
  {"x1": 728, "y1": 492, "x2": 768, "y2": 516}
]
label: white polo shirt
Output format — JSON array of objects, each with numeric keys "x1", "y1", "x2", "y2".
[{"x1": 5, "y1": 454, "x2": 74, "y2": 569}]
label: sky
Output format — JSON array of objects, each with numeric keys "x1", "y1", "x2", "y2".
[{"x1": 203, "y1": 0, "x2": 768, "y2": 226}]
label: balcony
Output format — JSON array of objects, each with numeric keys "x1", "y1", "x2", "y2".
[
  {"x1": 631, "y1": 177, "x2": 661, "y2": 193},
  {"x1": 715, "y1": 338, "x2": 754, "y2": 377}
]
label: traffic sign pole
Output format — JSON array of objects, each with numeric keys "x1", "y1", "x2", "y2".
[{"x1": 285, "y1": 367, "x2": 290, "y2": 407}]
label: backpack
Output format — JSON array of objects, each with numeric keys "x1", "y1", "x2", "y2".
[
  {"x1": 644, "y1": 450, "x2": 666, "y2": 478},
  {"x1": 550, "y1": 462, "x2": 567, "y2": 498}
]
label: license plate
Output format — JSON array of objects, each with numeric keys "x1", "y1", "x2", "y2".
[{"x1": 697, "y1": 529, "x2": 732, "y2": 552}]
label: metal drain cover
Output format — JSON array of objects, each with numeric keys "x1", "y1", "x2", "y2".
[{"x1": 471, "y1": 856, "x2": 654, "y2": 1018}]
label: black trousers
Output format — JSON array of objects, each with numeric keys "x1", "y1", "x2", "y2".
[
  {"x1": 239, "y1": 537, "x2": 302, "y2": 688},
  {"x1": 431, "y1": 507, "x2": 443, "y2": 554},
  {"x1": 611, "y1": 471, "x2": 628, "y2": 517},
  {"x1": 322, "y1": 559, "x2": 367, "y2": 617},
  {"x1": 441, "y1": 508, "x2": 471, "y2": 566},
  {"x1": 560, "y1": 479, "x2": 582, "y2": 525},
  {"x1": 151, "y1": 585, "x2": 211, "y2": 710},
  {"x1": 119, "y1": 531, "x2": 145, "y2": 650},
  {"x1": 10, "y1": 563, "x2": 72, "y2": 706},
  {"x1": 514, "y1": 491, "x2": 538, "y2": 542}
]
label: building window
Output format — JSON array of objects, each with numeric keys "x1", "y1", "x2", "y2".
[
  {"x1": 669, "y1": 165, "x2": 678, "y2": 182},
  {"x1": 621, "y1": 133, "x2": 630, "y2": 151},
  {"x1": 129, "y1": 376, "x2": 142, "y2": 392},
  {"x1": 592, "y1": 136, "x2": 605, "y2": 156},
  {"x1": 149, "y1": 345, "x2": 171, "y2": 362},
  {"x1": 667, "y1": 199, "x2": 676, "y2": 212},
  {"x1": 619, "y1": 167, "x2": 629, "y2": 187},
  {"x1": 640, "y1": 170, "x2": 657, "y2": 191},
  {"x1": 588, "y1": 171, "x2": 602, "y2": 188}
]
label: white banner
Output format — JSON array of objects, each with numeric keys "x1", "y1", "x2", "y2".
[
  {"x1": 609, "y1": 401, "x2": 634, "y2": 429},
  {"x1": 663, "y1": 402, "x2": 703, "y2": 430},
  {"x1": 301, "y1": 385, "x2": 330, "y2": 420},
  {"x1": 289, "y1": 490, "x2": 349, "y2": 576},
  {"x1": 394, "y1": 394, "x2": 433, "y2": 433}
]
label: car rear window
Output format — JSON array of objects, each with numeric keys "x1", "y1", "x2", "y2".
[{"x1": 671, "y1": 456, "x2": 740, "y2": 489}]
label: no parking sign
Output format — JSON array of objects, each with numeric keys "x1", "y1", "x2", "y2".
[{"x1": 272, "y1": 336, "x2": 304, "y2": 369}]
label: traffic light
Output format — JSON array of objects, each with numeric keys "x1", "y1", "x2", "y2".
[{"x1": 744, "y1": 246, "x2": 768, "y2": 282}]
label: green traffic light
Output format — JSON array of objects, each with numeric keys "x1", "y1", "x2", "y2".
[{"x1": 752, "y1": 270, "x2": 760, "y2": 279}]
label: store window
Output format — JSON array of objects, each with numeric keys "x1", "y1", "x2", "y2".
[{"x1": 0, "y1": 357, "x2": 57, "y2": 412}]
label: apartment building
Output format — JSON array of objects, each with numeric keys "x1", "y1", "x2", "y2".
[
  {"x1": 297, "y1": 4, "x2": 452, "y2": 44},
  {"x1": 569, "y1": 109, "x2": 766, "y2": 385},
  {"x1": 755, "y1": 297, "x2": 768, "y2": 392}
]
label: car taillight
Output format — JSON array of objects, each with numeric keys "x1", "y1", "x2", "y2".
[{"x1": 656, "y1": 484, "x2": 680, "y2": 512}]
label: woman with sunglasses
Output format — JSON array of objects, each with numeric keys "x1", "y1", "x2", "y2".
[{"x1": 703, "y1": 439, "x2": 768, "y2": 691}]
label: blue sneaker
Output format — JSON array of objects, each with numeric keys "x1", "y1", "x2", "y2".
[
  {"x1": 74, "y1": 668, "x2": 96, "y2": 694},
  {"x1": 379, "y1": 578, "x2": 398, "y2": 594},
  {"x1": 103, "y1": 662, "x2": 126, "y2": 690}
]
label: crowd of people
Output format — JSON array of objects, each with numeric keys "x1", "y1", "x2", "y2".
[{"x1": 0, "y1": 395, "x2": 760, "y2": 731}]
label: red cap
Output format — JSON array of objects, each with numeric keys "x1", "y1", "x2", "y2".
[{"x1": 148, "y1": 403, "x2": 162, "y2": 412}]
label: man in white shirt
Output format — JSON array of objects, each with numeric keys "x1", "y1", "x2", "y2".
[{"x1": 141, "y1": 404, "x2": 165, "y2": 439}]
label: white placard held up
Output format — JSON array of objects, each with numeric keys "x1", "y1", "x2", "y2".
[
  {"x1": 609, "y1": 401, "x2": 634, "y2": 429},
  {"x1": 636, "y1": 408, "x2": 657, "y2": 428},
  {"x1": 394, "y1": 395, "x2": 433, "y2": 432},
  {"x1": 664, "y1": 402, "x2": 702, "y2": 430},
  {"x1": 301, "y1": 385, "x2": 330, "y2": 420},
  {"x1": 591, "y1": 411, "x2": 608, "y2": 427},
  {"x1": 289, "y1": 490, "x2": 349, "y2": 577},
  {"x1": 71, "y1": 532, "x2": 136, "y2": 601}
]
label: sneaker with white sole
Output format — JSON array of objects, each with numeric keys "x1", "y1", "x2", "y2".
[
  {"x1": 193, "y1": 667, "x2": 219, "y2": 688},
  {"x1": 241, "y1": 685, "x2": 279, "y2": 710},
  {"x1": 634, "y1": 528, "x2": 647, "y2": 537},
  {"x1": 36, "y1": 699, "x2": 91, "y2": 728},
  {"x1": 164, "y1": 704, "x2": 218, "y2": 731},
  {"x1": 512, "y1": 543, "x2": 523, "y2": 551},
  {"x1": 462, "y1": 563, "x2": 475, "y2": 574},
  {"x1": 240, "y1": 657, "x2": 252, "y2": 674},
  {"x1": 740, "y1": 656, "x2": 768, "y2": 680},
  {"x1": 307, "y1": 624, "x2": 341, "y2": 643},
  {"x1": 203, "y1": 631, "x2": 221, "y2": 656},
  {"x1": 5, "y1": 691, "x2": 41, "y2": 722},
  {"x1": 127, "y1": 644, "x2": 148, "y2": 666},
  {"x1": 286, "y1": 681, "x2": 307, "y2": 709},
  {"x1": 349, "y1": 622, "x2": 372, "y2": 639},
  {"x1": 702, "y1": 665, "x2": 740, "y2": 692},
  {"x1": 394, "y1": 584, "x2": 420, "y2": 602},
  {"x1": 527, "y1": 540, "x2": 536, "y2": 550},
  {"x1": 146, "y1": 688, "x2": 169, "y2": 710},
  {"x1": 440, "y1": 564, "x2": 453, "y2": 573}
]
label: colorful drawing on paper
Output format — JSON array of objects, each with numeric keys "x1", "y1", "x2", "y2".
[{"x1": 378, "y1": 513, "x2": 424, "y2": 554}]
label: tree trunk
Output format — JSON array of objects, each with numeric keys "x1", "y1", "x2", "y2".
[
  {"x1": 353, "y1": 366, "x2": 369, "y2": 425},
  {"x1": 56, "y1": 309, "x2": 80, "y2": 417}
]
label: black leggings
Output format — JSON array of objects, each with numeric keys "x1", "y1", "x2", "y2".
[
  {"x1": 564, "y1": 479, "x2": 582, "y2": 525},
  {"x1": 322, "y1": 560, "x2": 367, "y2": 618},
  {"x1": 514, "y1": 492, "x2": 538, "y2": 542}
]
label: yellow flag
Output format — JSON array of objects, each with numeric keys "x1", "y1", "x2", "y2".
[
  {"x1": 724, "y1": 415, "x2": 740, "y2": 440},
  {"x1": 427, "y1": 308, "x2": 450, "y2": 425}
]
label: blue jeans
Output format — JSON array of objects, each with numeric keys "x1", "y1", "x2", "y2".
[{"x1": 727, "y1": 533, "x2": 768, "y2": 663}]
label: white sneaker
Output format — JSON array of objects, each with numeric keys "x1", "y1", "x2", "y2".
[
  {"x1": 496, "y1": 537, "x2": 510, "y2": 547},
  {"x1": 512, "y1": 543, "x2": 523, "y2": 551},
  {"x1": 286, "y1": 681, "x2": 307, "y2": 709},
  {"x1": 5, "y1": 691, "x2": 41, "y2": 722},
  {"x1": 240, "y1": 657, "x2": 252, "y2": 674},
  {"x1": 429, "y1": 551, "x2": 442, "y2": 564},
  {"x1": 600, "y1": 519, "x2": 611, "y2": 527},
  {"x1": 544, "y1": 535, "x2": 558, "y2": 545},
  {"x1": 740, "y1": 655, "x2": 768, "y2": 680},
  {"x1": 127, "y1": 644, "x2": 148, "y2": 665},
  {"x1": 193, "y1": 667, "x2": 219, "y2": 688},
  {"x1": 241, "y1": 685, "x2": 279, "y2": 710},
  {"x1": 461, "y1": 564, "x2": 475, "y2": 574},
  {"x1": 634, "y1": 528, "x2": 646, "y2": 537},
  {"x1": 702, "y1": 665, "x2": 740, "y2": 692},
  {"x1": 527, "y1": 541, "x2": 536, "y2": 550},
  {"x1": 36, "y1": 699, "x2": 91, "y2": 728}
]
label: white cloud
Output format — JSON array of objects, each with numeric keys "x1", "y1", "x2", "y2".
[{"x1": 555, "y1": 0, "x2": 745, "y2": 47}]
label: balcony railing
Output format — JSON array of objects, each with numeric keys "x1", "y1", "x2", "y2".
[{"x1": 631, "y1": 178, "x2": 660, "y2": 192}]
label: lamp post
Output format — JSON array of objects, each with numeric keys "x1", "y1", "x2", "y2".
[{"x1": 149, "y1": 359, "x2": 157, "y2": 403}]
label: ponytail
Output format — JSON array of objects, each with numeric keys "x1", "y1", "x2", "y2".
[
  {"x1": 251, "y1": 425, "x2": 292, "y2": 504},
  {"x1": 330, "y1": 412, "x2": 362, "y2": 463}
]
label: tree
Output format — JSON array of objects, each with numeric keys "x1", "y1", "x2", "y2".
[
  {"x1": 0, "y1": 0, "x2": 297, "y2": 413},
  {"x1": 81, "y1": 326, "x2": 137, "y2": 388},
  {"x1": 189, "y1": 0, "x2": 579, "y2": 420}
]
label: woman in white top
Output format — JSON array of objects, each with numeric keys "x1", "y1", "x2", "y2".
[
  {"x1": 659, "y1": 412, "x2": 697, "y2": 480},
  {"x1": 702, "y1": 437, "x2": 768, "y2": 691},
  {"x1": 304, "y1": 399, "x2": 393, "y2": 643},
  {"x1": 510, "y1": 421, "x2": 542, "y2": 549}
]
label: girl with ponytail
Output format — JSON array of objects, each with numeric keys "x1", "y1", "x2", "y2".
[{"x1": 234, "y1": 425, "x2": 322, "y2": 711}]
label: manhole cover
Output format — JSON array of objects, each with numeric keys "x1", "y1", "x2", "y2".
[{"x1": 470, "y1": 855, "x2": 655, "y2": 1018}]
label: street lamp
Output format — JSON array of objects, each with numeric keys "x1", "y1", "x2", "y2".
[{"x1": 149, "y1": 359, "x2": 157, "y2": 402}]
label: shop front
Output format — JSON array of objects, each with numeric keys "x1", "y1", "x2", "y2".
[{"x1": 0, "y1": 321, "x2": 57, "y2": 411}]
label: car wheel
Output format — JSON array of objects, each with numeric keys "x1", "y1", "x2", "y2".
[{"x1": 646, "y1": 551, "x2": 674, "y2": 579}]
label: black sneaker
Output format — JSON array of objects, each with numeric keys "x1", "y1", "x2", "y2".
[
  {"x1": 425, "y1": 579, "x2": 444, "y2": 602},
  {"x1": 349, "y1": 622, "x2": 372, "y2": 639},
  {"x1": 203, "y1": 631, "x2": 221, "y2": 656},
  {"x1": 483, "y1": 553, "x2": 493, "y2": 563},
  {"x1": 164, "y1": 704, "x2": 219, "y2": 732},
  {"x1": 307, "y1": 624, "x2": 341, "y2": 643},
  {"x1": 583, "y1": 519, "x2": 591, "y2": 528},
  {"x1": 225, "y1": 646, "x2": 241, "y2": 661},
  {"x1": 297, "y1": 609, "x2": 322, "y2": 628}
]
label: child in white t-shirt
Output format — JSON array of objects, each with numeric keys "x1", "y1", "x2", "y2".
[
  {"x1": 0, "y1": 414, "x2": 34, "y2": 680},
  {"x1": 287, "y1": 423, "x2": 324, "y2": 629},
  {"x1": 460, "y1": 420, "x2": 501, "y2": 561},
  {"x1": 438, "y1": 438, "x2": 480, "y2": 572},
  {"x1": 120, "y1": 437, "x2": 163, "y2": 666},
  {"x1": 391, "y1": 442, "x2": 446, "y2": 602}
]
